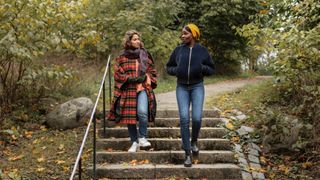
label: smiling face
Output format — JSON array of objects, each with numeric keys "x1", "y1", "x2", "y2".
[
  {"x1": 130, "y1": 34, "x2": 141, "y2": 49},
  {"x1": 181, "y1": 27, "x2": 195, "y2": 46}
]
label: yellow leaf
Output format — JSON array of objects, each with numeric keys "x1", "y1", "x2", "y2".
[
  {"x1": 33, "y1": 139, "x2": 39, "y2": 144},
  {"x1": 24, "y1": 131, "x2": 33, "y2": 138},
  {"x1": 11, "y1": 135, "x2": 18, "y2": 140},
  {"x1": 4, "y1": 149, "x2": 12, "y2": 156},
  {"x1": 36, "y1": 167, "x2": 45, "y2": 172},
  {"x1": 231, "y1": 136, "x2": 240, "y2": 142},
  {"x1": 58, "y1": 144, "x2": 65, "y2": 150},
  {"x1": 226, "y1": 122, "x2": 234, "y2": 130},
  {"x1": 269, "y1": 173, "x2": 276, "y2": 178},
  {"x1": 55, "y1": 160, "x2": 65, "y2": 165},
  {"x1": 302, "y1": 162, "x2": 313, "y2": 169},
  {"x1": 8, "y1": 155, "x2": 24, "y2": 161},
  {"x1": 63, "y1": 166, "x2": 70, "y2": 172},
  {"x1": 37, "y1": 157, "x2": 45, "y2": 163},
  {"x1": 278, "y1": 164, "x2": 290, "y2": 174},
  {"x1": 57, "y1": 151, "x2": 65, "y2": 154},
  {"x1": 40, "y1": 126, "x2": 47, "y2": 131},
  {"x1": 259, "y1": 10, "x2": 269, "y2": 14},
  {"x1": 260, "y1": 156, "x2": 267, "y2": 164}
]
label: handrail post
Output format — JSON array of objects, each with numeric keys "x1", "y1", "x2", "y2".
[
  {"x1": 103, "y1": 81, "x2": 106, "y2": 138},
  {"x1": 79, "y1": 158, "x2": 82, "y2": 180},
  {"x1": 93, "y1": 113, "x2": 97, "y2": 180}
]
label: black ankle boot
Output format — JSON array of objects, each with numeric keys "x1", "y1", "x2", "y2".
[
  {"x1": 191, "y1": 141, "x2": 199, "y2": 155},
  {"x1": 184, "y1": 153, "x2": 192, "y2": 167}
]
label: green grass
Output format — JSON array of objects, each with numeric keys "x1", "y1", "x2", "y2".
[{"x1": 205, "y1": 78, "x2": 274, "y2": 112}]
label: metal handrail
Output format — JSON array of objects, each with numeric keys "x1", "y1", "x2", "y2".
[{"x1": 70, "y1": 55, "x2": 112, "y2": 180}]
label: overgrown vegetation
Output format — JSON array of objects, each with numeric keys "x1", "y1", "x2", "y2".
[
  {"x1": 237, "y1": 0, "x2": 319, "y2": 150},
  {"x1": 207, "y1": 79, "x2": 320, "y2": 179}
]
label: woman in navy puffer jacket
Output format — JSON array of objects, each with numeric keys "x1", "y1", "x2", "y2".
[{"x1": 166, "y1": 23, "x2": 215, "y2": 167}]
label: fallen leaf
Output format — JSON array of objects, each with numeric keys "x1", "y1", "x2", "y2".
[
  {"x1": 226, "y1": 122, "x2": 234, "y2": 130},
  {"x1": 260, "y1": 156, "x2": 267, "y2": 164},
  {"x1": 57, "y1": 151, "x2": 65, "y2": 154},
  {"x1": 55, "y1": 160, "x2": 65, "y2": 165},
  {"x1": 106, "y1": 148, "x2": 113, "y2": 152},
  {"x1": 63, "y1": 166, "x2": 70, "y2": 172},
  {"x1": 8, "y1": 155, "x2": 24, "y2": 161},
  {"x1": 231, "y1": 136, "x2": 240, "y2": 142},
  {"x1": 40, "y1": 126, "x2": 47, "y2": 131},
  {"x1": 129, "y1": 159, "x2": 138, "y2": 166},
  {"x1": 278, "y1": 164, "x2": 290, "y2": 174},
  {"x1": 59, "y1": 144, "x2": 65, "y2": 150},
  {"x1": 302, "y1": 162, "x2": 313, "y2": 169},
  {"x1": 11, "y1": 135, "x2": 18, "y2": 140},
  {"x1": 3, "y1": 149, "x2": 12, "y2": 156},
  {"x1": 37, "y1": 157, "x2": 45, "y2": 163},
  {"x1": 32, "y1": 139, "x2": 39, "y2": 144},
  {"x1": 138, "y1": 159, "x2": 150, "y2": 164},
  {"x1": 36, "y1": 167, "x2": 45, "y2": 172},
  {"x1": 24, "y1": 131, "x2": 33, "y2": 138},
  {"x1": 269, "y1": 172, "x2": 276, "y2": 178}
]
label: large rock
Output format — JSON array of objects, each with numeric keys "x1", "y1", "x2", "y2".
[{"x1": 46, "y1": 97, "x2": 93, "y2": 130}]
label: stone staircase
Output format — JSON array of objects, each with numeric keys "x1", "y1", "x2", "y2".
[{"x1": 90, "y1": 109, "x2": 241, "y2": 179}]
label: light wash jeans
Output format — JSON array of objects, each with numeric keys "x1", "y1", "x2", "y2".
[
  {"x1": 176, "y1": 82, "x2": 204, "y2": 153},
  {"x1": 127, "y1": 90, "x2": 148, "y2": 142}
]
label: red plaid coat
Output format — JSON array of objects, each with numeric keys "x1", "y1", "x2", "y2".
[{"x1": 107, "y1": 54, "x2": 157, "y2": 124}]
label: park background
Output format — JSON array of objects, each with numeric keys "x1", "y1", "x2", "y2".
[{"x1": 0, "y1": 0, "x2": 319, "y2": 179}]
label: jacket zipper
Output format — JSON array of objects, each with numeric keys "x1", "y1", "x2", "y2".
[{"x1": 187, "y1": 47, "x2": 192, "y2": 84}]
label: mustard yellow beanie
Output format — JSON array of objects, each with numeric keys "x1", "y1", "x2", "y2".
[{"x1": 186, "y1": 23, "x2": 200, "y2": 40}]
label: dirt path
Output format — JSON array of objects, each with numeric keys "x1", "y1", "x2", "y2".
[{"x1": 156, "y1": 76, "x2": 271, "y2": 109}]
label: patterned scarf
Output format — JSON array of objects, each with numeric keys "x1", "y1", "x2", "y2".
[{"x1": 123, "y1": 48, "x2": 148, "y2": 75}]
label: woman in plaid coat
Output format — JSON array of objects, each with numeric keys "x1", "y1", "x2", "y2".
[{"x1": 108, "y1": 30, "x2": 157, "y2": 152}]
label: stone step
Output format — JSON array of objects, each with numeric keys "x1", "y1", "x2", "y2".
[
  {"x1": 96, "y1": 150, "x2": 235, "y2": 164},
  {"x1": 89, "y1": 163, "x2": 241, "y2": 179},
  {"x1": 97, "y1": 138, "x2": 232, "y2": 151},
  {"x1": 99, "y1": 127, "x2": 226, "y2": 139},
  {"x1": 103, "y1": 117, "x2": 223, "y2": 128},
  {"x1": 151, "y1": 117, "x2": 223, "y2": 127},
  {"x1": 156, "y1": 109, "x2": 221, "y2": 118}
]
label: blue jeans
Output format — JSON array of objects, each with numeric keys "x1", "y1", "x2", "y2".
[
  {"x1": 127, "y1": 90, "x2": 148, "y2": 142},
  {"x1": 176, "y1": 82, "x2": 204, "y2": 154}
]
